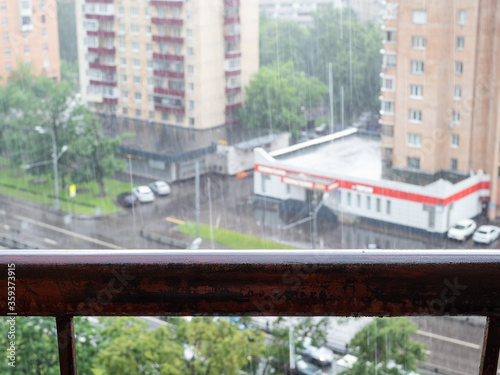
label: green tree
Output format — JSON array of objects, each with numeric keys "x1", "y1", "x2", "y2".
[
  {"x1": 344, "y1": 318, "x2": 427, "y2": 375},
  {"x1": 260, "y1": 15, "x2": 311, "y2": 73},
  {"x1": 0, "y1": 317, "x2": 103, "y2": 375},
  {"x1": 264, "y1": 317, "x2": 330, "y2": 374},
  {"x1": 240, "y1": 61, "x2": 328, "y2": 136}
]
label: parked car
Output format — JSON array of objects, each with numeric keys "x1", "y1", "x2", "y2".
[
  {"x1": 447, "y1": 219, "x2": 477, "y2": 241},
  {"x1": 296, "y1": 355, "x2": 322, "y2": 375},
  {"x1": 117, "y1": 192, "x2": 138, "y2": 208},
  {"x1": 473, "y1": 225, "x2": 500, "y2": 244},
  {"x1": 132, "y1": 186, "x2": 155, "y2": 203},
  {"x1": 298, "y1": 337, "x2": 335, "y2": 368},
  {"x1": 149, "y1": 180, "x2": 171, "y2": 196}
]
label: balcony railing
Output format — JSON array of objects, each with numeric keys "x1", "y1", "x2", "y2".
[
  {"x1": 89, "y1": 79, "x2": 117, "y2": 87},
  {"x1": 150, "y1": 0, "x2": 183, "y2": 7},
  {"x1": 87, "y1": 30, "x2": 115, "y2": 38},
  {"x1": 225, "y1": 69, "x2": 241, "y2": 77},
  {"x1": 226, "y1": 103, "x2": 243, "y2": 111},
  {"x1": 154, "y1": 87, "x2": 185, "y2": 97},
  {"x1": 88, "y1": 46, "x2": 116, "y2": 55},
  {"x1": 3, "y1": 250, "x2": 500, "y2": 375},
  {"x1": 153, "y1": 69, "x2": 184, "y2": 79},
  {"x1": 155, "y1": 104, "x2": 185, "y2": 114},
  {"x1": 153, "y1": 52, "x2": 184, "y2": 62},
  {"x1": 224, "y1": 16, "x2": 240, "y2": 24},
  {"x1": 153, "y1": 35, "x2": 184, "y2": 44},
  {"x1": 85, "y1": 14, "x2": 114, "y2": 21},
  {"x1": 89, "y1": 62, "x2": 116, "y2": 71},
  {"x1": 152, "y1": 17, "x2": 183, "y2": 26}
]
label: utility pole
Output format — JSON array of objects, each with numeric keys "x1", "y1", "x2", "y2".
[
  {"x1": 195, "y1": 160, "x2": 200, "y2": 237},
  {"x1": 312, "y1": 191, "x2": 318, "y2": 249},
  {"x1": 329, "y1": 63, "x2": 334, "y2": 134}
]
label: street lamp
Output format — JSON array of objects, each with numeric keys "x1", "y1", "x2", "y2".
[{"x1": 34, "y1": 126, "x2": 67, "y2": 211}]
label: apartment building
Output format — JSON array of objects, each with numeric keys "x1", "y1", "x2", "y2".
[
  {"x1": 76, "y1": 0, "x2": 258, "y2": 131},
  {"x1": 259, "y1": 0, "x2": 383, "y2": 26},
  {"x1": 380, "y1": 0, "x2": 500, "y2": 219},
  {"x1": 0, "y1": 0, "x2": 61, "y2": 85}
]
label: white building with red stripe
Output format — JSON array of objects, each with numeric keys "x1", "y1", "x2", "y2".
[{"x1": 254, "y1": 129, "x2": 490, "y2": 234}]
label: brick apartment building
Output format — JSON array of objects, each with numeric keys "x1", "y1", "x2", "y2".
[
  {"x1": 380, "y1": 0, "x2": 500, "y2": 219},
  {"x1": 0, "y1": 0, "x2": 61, "y2": 85},
  {"x1": 75, "y1": 0, "x2": 258, "y2": 130}
]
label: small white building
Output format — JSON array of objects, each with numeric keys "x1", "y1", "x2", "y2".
[{"x1": 254, "y1": 129, "x2": 490, "y2": 234}]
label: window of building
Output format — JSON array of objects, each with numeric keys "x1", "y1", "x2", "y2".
[
  {"x1": 149, "y1": 111, "x2": 154, "y2": 120},
  {"x1": 189, "y1": 118, "x2": 195, "y2": 126},
  {"x1": 176, "y1": 115, "x2": 183, "y2": 124},
  {"x1": 187, "y1": 11, "x2": 192, "y2": 20},
  {"x1": 413, "y1": 10, "x2": 427, "y2": 24},
  {"x1": 146, "y1": 43, "x2": 152, "y2": 52},
  {"x1": 174, "y1": 27, "x2": 181, "y2": 37},
  {"x1": 457, "y1": 36, "x2": 465, "y2": 50},
  {"x1": 42, "y1": 29, "x2": 47, "y2": 38},
  {"x1": 408, "y1": 157, "x2": 421, "y2": 170},
  {"x1": 412, "y1": 36, "x2": 426, "y2": 49},
  {"x1": 376, "y1": 198, "x2": 381, "y2": 212},
  {"x1": 135, "y1": 109, "x2": 141, "y2": 117},
  {"x1": 43, "y1": 57, "x2": 50, "y2": 70},
  {"x1": 2, "y1": 32, "x2": 7, "y2": 42},
  {"x1": 123, "y1": 107, "x2": 128, "y2": 115},
  {"x1": 131, "y1": 25, "x2": 139, "y2": 35},
  {"x1": 451, "y1": 158, "x2": 458, "y2": 171},
  {"x1": 187, "y1": 29, "x2": 193, "y2": 39},
  {"x1": 133, "y1": 59, "x2": 140, "y2": 69},
  {"x1": 386, "y1": 200, "x2": 391, "y2": 215},
  {"x1": 188, "y1": 83, "x2": 194, "y2": 91},
  {"x1": 2, "y1": 18, "x2": 7, "y2": 27},
  {"x1": 407, "y1": 133, "x2": 422, "y2": 147},
  {"x1": 121, "y1": 75, "x2": 127, "y2": 83},
  {"x1": 357, "y1": 194, "x2": 361, "y2": 208},
  {"x1": 134, "y1": 92, "x2": 142, "y2": 102},
  {"x1": 147, "y1": 60, "x2": 153, "y2": 70},
  {"x1": 453, "y1": 110, "x2": 461, "y2": 123},
  {"x1": 384, "y1": 3, "x2": 398, "y2": 19},
  {"x1": 119, "y1": 7, "x2": 124, "y2": 16},
  {"x1": 119, "y1": 40, "x2": 125, "y2": 50},
  {"x1": 146, "y1": 26, "x2": 151, "y2": 35},
  {"x1": 41, "y1": 15, "x2": 46, "y2": 23},
  {"x1": 451, "y1": 134, "x2": 459, "y2": 148},
  {"x1": 0, "y1": 3, "x2": 5, "y2": 11},
  {"x1": 43, "y1": 43, "x2": 48, "y2": 52},
  {"x1": 40, "y1": 0, "x2": 45, "y2": 9},
  {"x1": 188, "y1": 47, "x2": 194, "y2": 56},
  {"x1": 409, "y1": 109, "x2": 422, "y2": 122},
  {"x1": 145, "y1": 8, "x2": 151, "y2": 18},
  {"x1": 410, "y1": 85, "x2": 423, "y2": 98},
  {"x1": 381, "y1": 76, "x2": 395, "y2": 91},
  {"x1": 411, "y1": 60, "x2": 424, "y2": 74},
  {"x1": 189, "y1": 100, "x2": 194, "y2": 110},
  {"x1": 380, "y1": 100, "x2": 394, "y2": 115},
  {"x1": 122, "y1": 91, "x2": 128, "y2": 100},
  {"x1": 6, "y1": 62, "x2": 10, "y2": 71},
  {"x1": 132, "y1": 42, "x2": 139, "y2": 52},
  {"x1": 24, "y1": 45, "x2": 30, "y2": 55},
  {"x1": 133, "y1": 76, "x2": 140, "y2": 84},
  {"x1": 456, "y1": 61, "x2": 463, "y2": 75},
  {"x1": 458, "y1": 10, "x2": 466, "y2": 25},
  {"x1": 347, "y1": 192, "x2": 351, "y2": 206},
  {"x1": 4, "y1": 47, "x2": 9, "y2": 57},
  {"x1": 119, "y1": 24, "x2": 125, "y2": 34},
  {"x1": 188, "y1": 65, "x2": 194, "y2": 74},
  {"x1": 175, "y1": 45, "x2": 181, "y2": 55},
  {"x1": 121, "y1": 58, "x2": 126, "y2": 67},
  {"x1": 454, "y1": 86, "x2": 462, "y2": 100},
  {"x1": 384, "y1": 29, "x2": 396, "y2": 43},
  {"x1": 383, "y1": 53, "x2": 396, "y2": 68},
  {"x1": 147, "y1": 78, "x2": 153, "y2": 86},
  {"x1": 366, "y1": 196, "x2": 371, "y2": 210},
  {"x1": 148, "y1": 95, "x2": 153, "y2": 103},
  {"x1": 162, "y1": 112, "x2": 169, "y2": 121},
  {"x1": 131, "y1": 7, "x2": 138, "y2": 17}
]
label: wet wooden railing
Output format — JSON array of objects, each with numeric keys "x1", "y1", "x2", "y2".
[{"x1": 2, "y1": 250, "x2": 500, "y2": 375}]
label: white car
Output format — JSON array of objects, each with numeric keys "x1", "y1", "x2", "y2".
[
  {"x1": 472, "y1": 225, "x2": 500, "y2": 244},
  {"x1": 447, "y1": 219, "x2": 477, "y2": 241},
  {"x1": 132, "y1": 186, "x2": 155, "y2": 203},
  {"x1": 149, "y1": 180, "x2": 171, "y2": 196}
]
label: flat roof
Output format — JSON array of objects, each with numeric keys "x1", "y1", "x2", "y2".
[{"x1": 275, "y1": 130, "x2": 383, "y2": 181}]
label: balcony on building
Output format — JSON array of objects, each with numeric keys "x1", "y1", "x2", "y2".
[
  {"x1": 87, "y1": 29, "x2": 115, "y2": 38},
  {"x1": 150, "y1": 0, "x2": 183, "y2": 7},
  {"x1": 153, "y1": 70, "x2": 184, "y2": 79},
  {"x1": 153, "y1": 35, "x2": 184, "y2": 44},
  {"x1": 89, "y1": 73, "x2": 117, "y2": 87},
  {"x1": 152, "y1": 17, "x2": 183, "y2": 26},
  {"x1": 226, "y1": 102, "x2": 242, "y2": 112},
  {"x1": 85, "y1": 0, "x2": 113, "y2": 3},
  {"x1": 88, "y1": 46, "x2": 116, "y2": 55},
  {"x1": 225, "y1": 51, "x2": 241, "y2": 59},
  {"x1": 224, "y1": 16, "x2": 240, "y2": 24},
  {"x1": 153, "y1": 52, "x2": 184, "y2": 62},
  {"x1": 224, "y1": 0, "x2": 240, "y2": 6},
  {"x1": 154, "y1": 87, "x2": 185, "y2": 97},
  {"x1": 226, "y1": 87, "x2": 241, "y2": 95},
  {"x1": 225, "y1": 70, "x2": 241, "y2": 77},
  {"x1": 89, "y1": 62, "x2": 116, "y2": 72},
  {"x1": 224, "y1": 34, "x2": 240, "y2": 43},
  {"x1": 154, "y1": 96, "x2": 184, "y2": 114},
  {"x1": 85, "y1": 14, "x2": 114, "y2": 21}
]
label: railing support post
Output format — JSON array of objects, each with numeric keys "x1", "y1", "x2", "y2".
[
  {"x1": 479, "y1": 316, "x2": 500, "y2": 375},
  {"x1": 56, "y1": 316, "x2": 77, "y2": 375}
]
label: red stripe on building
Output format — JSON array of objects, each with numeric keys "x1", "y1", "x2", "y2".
[{"x1": 255, "y1": 164, "x2": 491, "y2": 206}]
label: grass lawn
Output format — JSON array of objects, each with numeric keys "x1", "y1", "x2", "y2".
[
  {"x1": 177, "y1": 222, "x2": 297, "y2": 250},
  {"x1": 0, "y1": 159, "x2": 133, "y2": 215}
]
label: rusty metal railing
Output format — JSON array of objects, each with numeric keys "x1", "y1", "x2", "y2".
[{"x1": 2, "y1": 250, "x2": 500, "y2": 374}]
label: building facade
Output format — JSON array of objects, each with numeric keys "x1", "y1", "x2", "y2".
[
  {"x1": 259, "y1": 0, "x2": 383, "y2": 26},
  {"x1": 380, "y1": 0, "x2": 500, "y2": 219},
  {"x1": 76, "y1": 0, "x2": 258, "y2": 130},
  {"x1": 0, "y1": 0, "x2": 61, "y2": 85}
]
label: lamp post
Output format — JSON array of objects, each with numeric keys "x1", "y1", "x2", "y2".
[{"x1": 34, "y1": 126, "x2": 67, "y2": 211}]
